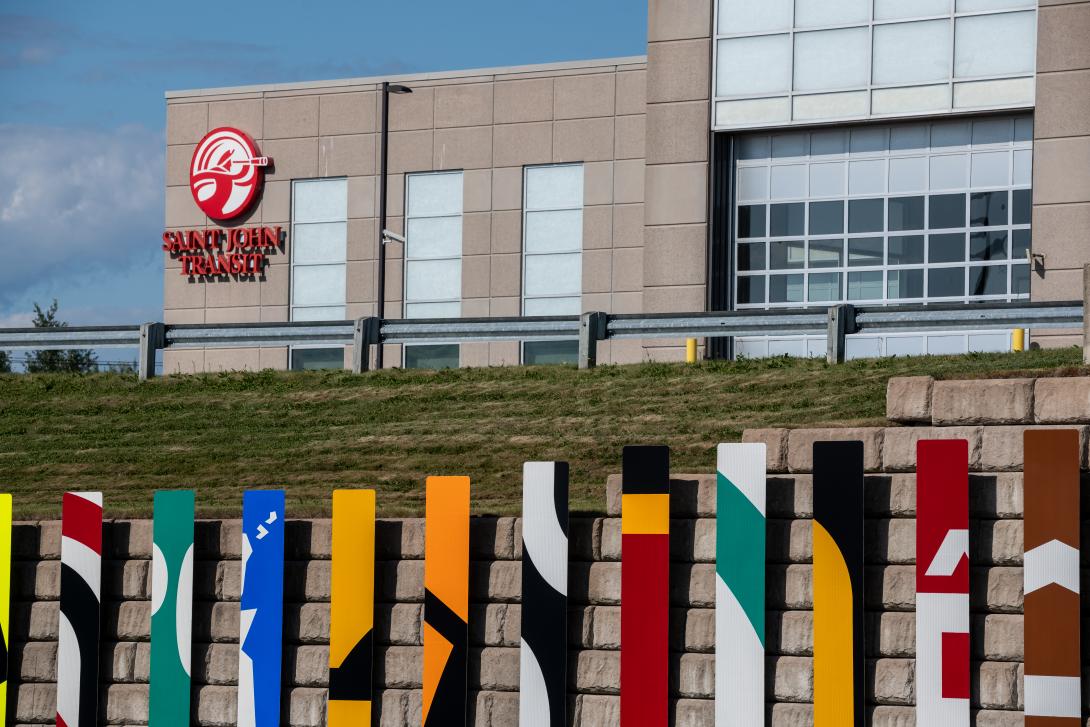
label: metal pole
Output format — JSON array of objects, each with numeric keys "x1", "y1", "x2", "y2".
[
  {"x1": 579, "y1": 311, "x2": 607, "y2": 370},
  {"x1": 1083, "y1": 264, "x2": 1090, "y2": 365},
  {"x1": 352, "y1": 317, "x2": 381, "y2": 373},
  {"x1": 138, "y1": 322, "x2": 164, "y2": 381},
  {"x1": 826, "y1": 304, "x2": 855, "y2": 365},
  {"x1": 376, "y1": 82, "x2": 390, "y2": 370}
]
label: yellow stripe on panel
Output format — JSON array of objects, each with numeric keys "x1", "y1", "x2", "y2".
[
  {"x1": 813, "y1": 521, "x2": 855, "y2": 727},
  {"x1": 620, "y1": 493, "x2": 670, "y2": 535},
  {"x1": 328, "y1": 489, "x2": 376, "y2": 725},
  {"x1": 0, "y1": 493, "x2": 11, "y2": 720}
]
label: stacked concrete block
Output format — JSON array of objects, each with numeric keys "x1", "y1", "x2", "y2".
[{"x1": 5, "y1": 375, "x2": 1090, "y2": 724}]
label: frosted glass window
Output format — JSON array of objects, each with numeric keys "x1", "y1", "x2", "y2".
[
  {"x1": 718, "y1": 0, "x2": 792, "y2": 34},
  {"x1": 737, "y1": 166, "x2": 770, "y2": 202},
  {"x1": 873, "y1": 21, "x2": 951, "y2": 85},
  {"x1": 293, "y1": 266, "x2": 347, "y2": 307},
  {"x1": 929, "y1": 155, "x2": 969, "y2": 190},
  {"x1": 811, "y1": 130, "x2": 848, "y2": 157},
  {"x1": 971, "y1": 152, "x2": 1010, "y2": 187},
  {"x1": 954, "y1": 12, "x2": 1036, "y2": 79},
  {"x1": 810, "y1": 163, "x2": 847, "y2": 197},
  {"x1": 406, "y1": 259, "x2": 461, "y2": 301},
  {"x1": 795, "y1": 0, "x2": 869, "y2": 28},
  {"x1": 850, "y1": 127, "x2": 888, "y2": 154},
  {"x1": 717, "y1": 35, "x2": 792, "y2": 96},
  {"x1": 932, "y1": 122, "x2": 972, "y2": 149},
  {"x1": 292, "y1": 223, "x2": 348, "y2": 265},
  {"x1": 525, "y1": 210, "x2": 583, "y2": 253},
  {"x1": 405, "y1": 217, "x2": 462, "y2": 259},
  {"x1": 771, "y1": 164, "x2": 807, "y2": 199},
  {"x1": 972, "y1": 118, "x2": 1012, "y2": 146},
  {"x1": 523, "y1": 164, "x2": 583, "y2": 328},
  {"x1": 1012, "y1": 150, "x2": 1032, "y2": 186},
  {"x1": 292, "y1": 178, "x2": 347, "y2": 325},
  {"x1": 875, "y1": 0, "x2": 949, "y2": 20},
  {"x1": 890, "y1": 126, "x2": 929, "y2": 152},
  {"x1": 407, "y1": 172, "x2": 463, "y2": 217},
  {"x1": 849, "y1": 160, "x2": 887, "y2": 195},
  {"x1": 525, "y1": 165, "x2": 584, "y2": 210},
  {"x1": 772, "y1": 133, "x2": 809, "y2": 158},
  {"x1": 890, "y1": 157, "x2": 929, "y2": 193},
  {"x1": 293, "y1": 179, "x2": 348, "y2": 223},
  {"x1": 405, "y1": 170, "x2": 463, "y2": 322},
  {"x1": 957, "y1": 0, "x2": 1033, "y2": 11},
  {"x1": 794, "y1": 28, "x2": 870, "y2": 92},
  {"x1": 525, "y1": 254, "x2": 582, "y2": 297}
]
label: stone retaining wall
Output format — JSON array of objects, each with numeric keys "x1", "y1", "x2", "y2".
[{"x1": 6, "y1": 375, "x2": 1090, "y2": 725}]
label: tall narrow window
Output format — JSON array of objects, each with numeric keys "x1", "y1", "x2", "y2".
[
  {"x1": 290, "y1": 178, "x2": 347, "y2": 370},
  {"x1": 404, "y1": 171, "x2": 463, "y2": 369},
  {"x1": 523, "y1": 164, "x2": 583, "y2": 365}
]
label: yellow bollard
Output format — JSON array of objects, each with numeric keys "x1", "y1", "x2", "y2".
[
  {"x1": 686, "y1": 338, "x2": 698, "y2": 363},
  {"x1": 1012, "y1": 328, "x2": 1025, "y2": 352}
]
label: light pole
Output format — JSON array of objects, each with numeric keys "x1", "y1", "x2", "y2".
[{"x1": 376, "y1": 81, "x2": 412, "y2": 369}]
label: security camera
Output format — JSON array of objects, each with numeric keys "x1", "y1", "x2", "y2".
[{"x1": 382, "y1": 229, "x2": 406, "y2": 245}]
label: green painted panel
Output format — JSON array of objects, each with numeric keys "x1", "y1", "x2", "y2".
[
  {"x1": 716, "y1": 472, "x2": 765, "y2": 644},
  {"x1": 150, "y1": 490, "x2": 195, "y2": 726}
]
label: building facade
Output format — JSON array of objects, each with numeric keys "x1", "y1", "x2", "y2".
[{"x1": 162, "y1": 0, "x2": 1090, "y2": 372}]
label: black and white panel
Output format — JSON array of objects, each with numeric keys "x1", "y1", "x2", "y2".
[{"x1": 520, "y1": 461, "x2": 569, "y2": 727}]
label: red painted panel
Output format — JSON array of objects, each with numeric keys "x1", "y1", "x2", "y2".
[{"x1": 621, "y1": 533, "x2": 669, "y2": 726}]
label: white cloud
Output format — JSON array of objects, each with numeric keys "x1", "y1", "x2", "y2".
[{"x1": 0, "y1": 123, "x2": 163, "y2": 307}]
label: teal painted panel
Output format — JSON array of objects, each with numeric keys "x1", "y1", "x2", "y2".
[{"x1": 150, "y1": 490, "x2": 195, "y2": 726}]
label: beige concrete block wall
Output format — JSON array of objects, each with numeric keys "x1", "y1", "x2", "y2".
[
  {"x1": 164, "y1": 57, "x2": 647, "y2": 371},
  {"x1": 1030, "y1": 0, "x2": 1090, "y2": 348},
  {"x1": 8, "y1": 375, "x2": 1090, "y2": 725},
  {"x1": 642, "y1": 0, "x2": 713, "y2": 362}
]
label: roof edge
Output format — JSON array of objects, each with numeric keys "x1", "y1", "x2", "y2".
[{"x1": 166, "y1": 55, "x2": 648, "y2": 100}]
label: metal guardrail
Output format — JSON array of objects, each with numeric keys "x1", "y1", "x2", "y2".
[{"x1": 0, "y1": 300, "x2": 1083, "y2": 380}]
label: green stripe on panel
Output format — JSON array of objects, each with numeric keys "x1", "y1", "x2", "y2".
[{"x1": 716, "y1": 473, "x2": 765, "y2": 646}]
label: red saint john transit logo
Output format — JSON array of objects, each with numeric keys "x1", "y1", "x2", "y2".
[{"x1": 189, "y1": 127, "x2": 269, "y2": 220}]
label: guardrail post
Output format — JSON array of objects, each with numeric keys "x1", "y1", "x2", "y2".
[
  {"x1": 138, "y1": 322, "x2": 164, "y2": 381},
  {"x1": 352, "y1": 317, "x2": 381, "y2": 373},
  {"x1": 826, "y1": 304, "x2": 856, "y2": 365},
  {"x1": 1083, "y1": 265, "x2": 1090, "y2": 365},
  {"x1": 579, "y1": 311, "x2": 608, "y2": 370}
]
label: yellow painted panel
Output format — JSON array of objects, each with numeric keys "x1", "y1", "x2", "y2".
[
  {"x1": 621, "y1": 493, "x2": 670, "y2": 535},
  {"x1": 0, "y1": 493, "x2": 11, "y2": 720},
  {"x1": 813, "y1": 520, "x2": 854, "y2": 727},
  {"x1": 330, "y1": 489, "x2": 375, "y2": 666}
]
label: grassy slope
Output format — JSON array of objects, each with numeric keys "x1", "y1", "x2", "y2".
[{"x1": 0, "y1": 348, "x2": 1084, "y2": 519}]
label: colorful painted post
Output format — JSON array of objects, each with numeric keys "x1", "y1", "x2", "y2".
[
  {"x1": 812, "y1": 442, "x2": 864, "y2": 727},
  {"x1": 1024, "y1": 429, "x2": 1081, "y2": 725},
  {"x1": 423, "y1": 477, "x2": 470, "y2": 727},
  {"x1": 715, "y1": 443, "x2": 766, "y2": 727},
  {"x1": 621, "y1": 445, "x2": 670, "y2": 727},
  {"x1": 328, "y1": 489, "x2": 376, "y2": 725},
  {"x1": 0, "y1": 494, "x2": 11, "y2": 720},
  {"x1": 520, "y1": 462, "x2": 569, "y2": 727},
  {"x1": 915, "y1": 440, "x2": 970, "y2": 726},
  {"x1": 57, "y1": 492, "x2": 103, "y2": 727},
  {"x1": 237, "y1": 490, "x2": 286, "y2": 727},
  {"x1": 150, "y1": 491, "x2": 196, "y2": 727}
]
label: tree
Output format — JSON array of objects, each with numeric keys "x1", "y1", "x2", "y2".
[
  {"x1": 0, "y1": 350, "x2": 10, "y2": 374},
  {"x1": 24, "y1": 300, "x2": 98, "y2": 373}
]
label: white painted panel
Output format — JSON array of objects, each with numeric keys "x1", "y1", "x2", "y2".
[
  {"x1": 715, "y1": 98, "x2": 792, "y2": 127},
  {"x1": 953, "y1": 77, "x2": 1035, "y2": 109},
  {"x1": 871, "y1": 85, "x2": 950, "y2": 116},
  {"x1": 792, "y1": 91, "x2": 869, "y2": 121}
]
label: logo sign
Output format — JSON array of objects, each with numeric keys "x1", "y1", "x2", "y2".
[{"x1": 189, "y1": 127, "x2": 269, "y2": 220}]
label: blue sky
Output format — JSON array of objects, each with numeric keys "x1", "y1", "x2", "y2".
[{"x1": 0, "y1": 1, "x2": 646, "y2": 334}]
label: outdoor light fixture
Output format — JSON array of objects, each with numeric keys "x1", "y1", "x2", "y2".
[{"x1": 376, "y1": 81, "x2": 413, "y2": 369}]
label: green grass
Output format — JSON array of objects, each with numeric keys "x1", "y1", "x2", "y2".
[{"x1": 0, "y1": 347, "x2": 1084, "y2": 519}]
